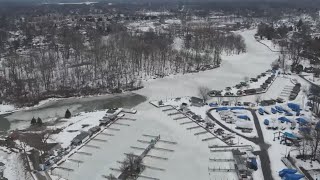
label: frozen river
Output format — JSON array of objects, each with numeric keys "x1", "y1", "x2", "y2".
[
  {"x1": 0, "y1": 28, "x2": 279, "y2": 133},
  {"x1": 1, "y1": 93, "x2": 146, "y2": 131}
]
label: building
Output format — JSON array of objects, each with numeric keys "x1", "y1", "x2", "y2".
[
  {"x1": 71, "y1": 132, "x2": 90, "y2": 146},
  {"x1": 189, "y1": 97, "x2": 204, "y2": 107},
  {"x1": 88, "y1": 126, "x2": 101, "y2": 136},
  {"x1": 105, "y1": 108, "x2": 123, "y2": 120},
  {"x1": 99, "y1": 117, "x2": 112, "y2": 126}
]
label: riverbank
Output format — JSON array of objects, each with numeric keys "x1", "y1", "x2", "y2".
[{"x1": 1, "y1": 92, "x2": 147, "y2": 132}]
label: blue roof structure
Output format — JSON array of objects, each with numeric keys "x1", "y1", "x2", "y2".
[
  {"x1": 283, "y1": 132, "x2": 298, "y2": 140},
  {"x1": 296, "y1": 118, "x2": 309, "y2": 125},
  {"x1": 279, "y1": 169, "x2": 297, "y2": 177},
  {"x1": 278, "y1": 117, "x2": 291, "y2": 123},
  {"x1": 288, "y1": 103, "x2": 300, "y2": 112},
  {"x1": 238, "y1": 115, "x2": 250, "y2": 120},
  {"x1": 258, "y1": 108, "x2": 264, "y2": 115},
  {"x1": 209, "y1": 103, "x2": 218, "y2": 107},
  {"x1": 230, "y1": 107, "x2": 245, "y2": 110},
  {"x1": 216, "y1": 107, "x2": 229, "y2": 112}
]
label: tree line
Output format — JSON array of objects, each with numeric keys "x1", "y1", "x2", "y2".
[{"x1": 0, "y1": 10, "x2": 246, "y2": 106}]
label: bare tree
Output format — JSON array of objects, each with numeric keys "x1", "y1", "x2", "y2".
[
  {"x1": 104, "y1": 174, "x2": 117, "y2": 180},
  {"x1": 217, "y1": 96, "x2": 223, "y2": 105},
  {"x1": 120, "y1": 153, "x2": 144, "y2": 179},
  {"x1": 198, "y1": 86, "x2": 210, "y2": 103},
  {"x1": 310, "y1": 127, "x2": 320, "y2": 160},
  {"x1": 255, "y1": 95, "x2": 262, "y2": 105},
  {"x1": 233, "y1": 96, "x2": 241, "y2": 106}
]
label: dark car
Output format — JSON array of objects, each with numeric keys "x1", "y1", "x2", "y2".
[
  {"x1": 250, "y1": 78, "x2": 258, "y2": 82},
  {"x1": 215, "y1": 91, "x2": 222, "y2": 96},
  {"x1": 276, "y1": 98, "x2": 285, "y2": 103},
  {"x1": 237, "y1": 90, "x2": 243, "y2": 95},
  {"x1": 225, "y1": 87, "x2": 232, "y2": 91},
  {"x1": 235, "y1": 84, "x2": 242, "y2": 89},
  {"x1": 222, "y1": 101, "x2": 230, "y2": 106},
  {"x1": 240, "y1": 82, "x2": 247, "y2": 86},
  {"x1": 224, "y1": 92, "x2": 234, "y2": 96}
]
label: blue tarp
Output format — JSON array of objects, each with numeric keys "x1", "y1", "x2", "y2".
[
  {"x1": 275, "y1": 106, "x2": 284, "y2": 113},
  {"x1": 279, "y1": 169, "x2": 298, "y2": 177},
  {"x1": 285, "y1": 112, "x2": 294, "y2": 116},
  {"x1": 258, "y1": 108, "x2": 264, "y2": 115},
  {"x1": 249, "y1": 158, "x2": 258, "y2": 170},
  {"x1": 284, "y1": 173, "x2": 304, "y2": 180},
  {"x1": 209, "y1": 103, "x2": 218, "y2": 107},
  {"x1": 238, "y1": 115, "x2": 250, "y2": 120},
  {"x1": 230, "y1": 107, "x2": 245, "y2": 110},
  {"x1": 296, "y1": 118, "x2": 309, "y2": 125},
  {"x1": 216, "y1": 107, "x2": 229, "y2": 112},
  {"x1": 271, "y1": 107, "x2": 277, "y2": 114},
  {"x1": 264, "y1": 119, "x2": 269, "y2": 125},
  {"x1": 288, "y1": 103, "x2": 300, "y2": 112},
  {"x1": 283, "y1": 132, "x2": 298, "y2": 140},
  {"x1": 278, "y1": 117, "x2": 291, "y2": 123}
]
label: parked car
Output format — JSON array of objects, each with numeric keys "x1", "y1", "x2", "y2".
[
  {"x1": 251, "y1": 78, "x2": 258, "y2": 82},
  {"x1": 235, "y1": 84, "x2": 242, "y2": 89},
  {"x1": 237, "y1": 90, "x2": 243, "y2": 95},
  {"x1": 224, "y1": 92, "x2": 233, "y2": 96},
  {"x1": 225, "y1": 87, "x2": 232, "y2": 91},
  {"x1": 240, "y1": 82, "x2": 247, "y2": 86},
  {"x1": 276, "y1": 98, "x2": 285, "y2": 103}
]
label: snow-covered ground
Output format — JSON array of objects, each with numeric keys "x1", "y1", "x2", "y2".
[
  {"x1": 51, "y1": 105, "x2": 233, "y2": 180},
  {"x1": 0, "y1": 151, "x2": 32, "y2": 180},
  {"x1": 0, "y1": 104, "x2": 15, "y2": 115},
  {"x1": 49, "y1": 111, "x2": 106, "y2": 148},
  {"x1": 3, "y1": 28, "x2": 281, "y2": 180},
  {"x1": 136, "y1": 29, "x2": 279, "y2": 100}
]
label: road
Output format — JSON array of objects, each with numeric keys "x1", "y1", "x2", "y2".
[{"x1": 207, "y1": 108, "x2": 273, "y2": 180}]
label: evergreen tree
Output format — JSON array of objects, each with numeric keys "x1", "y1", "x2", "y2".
[
  {"x1": 37, "y1": 117, "x2": 43, "y2": 125},
  {"x1": 31, "y1": 117, "x2": 36, "y2": 125},
  {"x1": 65, "y1": 109, "x2": 71, "y2": 119}
]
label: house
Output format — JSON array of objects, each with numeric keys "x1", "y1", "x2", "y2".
[
  {"x1": 71, "y1": 131, "x2": 90, "y2": 146},
  {"x1": 105, "y1": 108, "x2": 123, "y2": 120},
  {"x1": 189, "y1": 97, "x2": 204, "y2": 107},
  {"x1": 88, "y1": 126, "x2": 101, "y2": 135},
  {"x1": 99, "y1": 117, "x2": 112, "y2": 126}
]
